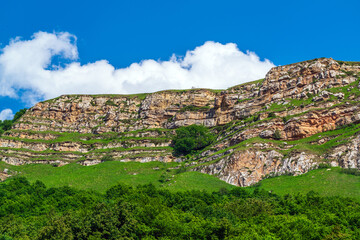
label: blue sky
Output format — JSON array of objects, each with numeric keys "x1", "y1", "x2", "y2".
[{"x1": 0, "y1": 0, "x2": 359, "y2": 119}]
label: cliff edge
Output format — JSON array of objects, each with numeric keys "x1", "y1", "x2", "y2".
[{"x1": 1, "y1": 57, "x2": 360, "y2": 186}]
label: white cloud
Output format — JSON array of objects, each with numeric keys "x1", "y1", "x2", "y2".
[
  {"x1": 0, "y1": 109, "x2": 14, "y2": 121},
  {"x1": 0, "y1": 31, "x2": 275, "y2": 105}
]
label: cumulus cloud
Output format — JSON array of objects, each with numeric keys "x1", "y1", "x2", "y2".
[
  {"x1": 0, "y1": 109, "x2": 14, "y2": 121},
  {"x1": 0, "y1": 31, "x2": 275, "y2": 105}
]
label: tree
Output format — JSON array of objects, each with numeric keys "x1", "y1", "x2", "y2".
[
  {"x1": 0, "y1": 108, "x2": 27, "y2": 136},
  {"x1": 172, "y1": 124, "x2": 215, "y2": 156},
  {"x1": 12, "y1": 108, "x2": 27, "y2": 122}
]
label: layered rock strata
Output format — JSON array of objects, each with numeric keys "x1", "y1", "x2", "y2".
[{"x1": 1, "y1": 58, "x2": 360, "y2": 186}]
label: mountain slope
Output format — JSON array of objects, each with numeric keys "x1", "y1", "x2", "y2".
[{"x1": 1, "y1": 58, "x2": 360, "y2": 186}]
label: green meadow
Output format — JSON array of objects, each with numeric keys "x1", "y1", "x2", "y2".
[{"x1": 0, "y1": 161, "x2": 359, "y2": 200}]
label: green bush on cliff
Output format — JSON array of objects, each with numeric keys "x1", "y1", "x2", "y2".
[
  {"x1": 172, "y1": 124, "x2": 215, "y2": 156},
  {"x1": 273, "y1": 129, "x2": 281, "y2": 140}
]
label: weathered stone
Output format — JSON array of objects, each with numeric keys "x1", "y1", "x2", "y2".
[
  {"x1": 259, "y1": 130, "x2": 274, "y2": 139},
  {"x1": 1, "y1": 58, "x2": 360, "y2": 187}
]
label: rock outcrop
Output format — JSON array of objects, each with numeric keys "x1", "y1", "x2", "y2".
[{"x1": 1, "y1": 58, "x2": 360, "y2": 186}]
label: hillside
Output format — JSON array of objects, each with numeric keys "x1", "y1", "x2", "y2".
[
  {"x1": 0, "y1": 160, "x2": 359, "y2": 201},
  {"x1": 1, "y1": 57, "x2": 360, "y2": 187}
]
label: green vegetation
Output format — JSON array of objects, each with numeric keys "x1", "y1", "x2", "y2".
[
  {"x1": 273, "y1": 129, "x2": 281, "y2": 139},
  {"x1": 0, "y1": 161, "x2": 231, "y2": 193},
  {"x1": 336, "y1": 60, "x2": 360, "y2": 66},
  {"x1": 156, "y1": 88, "x2": 222, "y2": 94},
  {"x1": 63, "y1": 93, "x2": 150, "y2": 100},
  {"x1": 0, "y1": 160, "x2": 359, "y2": 200},
  {"x1": 259, "y1": 167, "x2": 360, "y2": 200},
  {"x1": 236, "y1": 97, "x2": 253, "y2": 103},
  {"x1": 0, "y1": 120, "x2": 12, "y2": 136},
  {"x1": 104, "y1": 99, "x2": 117, "y2": 106},
  {"x1": 2, "y1": 129, "x2": 171, "y2": 145},
  {"x1": 12, "y1": 108, "x2": 27, "y2": 122},
  {"x1": 179, "y1": 105, "x2": 211, "y2": 112},
  {"x1": 172, "y1": 124, "x2": 215, "y2": 156},
  {"x1": 267, "y1": 112, "x2": 276, "y2": 118},
  {"x1": 201, "y1": 121, "x2": 360, "y2": 167},
  {"x1": 0, "y1": 176, "x2": 358, "y2": 239},
  {"x1": 228, "y1": 78, "x2": 264, "y2": 91},
  {"x1": 341, "y1": 167, "x2": 360, "y2": 176},
  {"x1": 0, "y1": 108, "x2": 27, "y2": 136}
]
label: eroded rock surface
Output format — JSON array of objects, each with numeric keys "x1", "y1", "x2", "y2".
[{"x1": 1, "y1": 58, "x2": 360, "y2": 186}]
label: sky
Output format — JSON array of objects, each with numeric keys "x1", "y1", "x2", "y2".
[{"x1": 0, "y1": 0, "x2": 359, "y2": 120}]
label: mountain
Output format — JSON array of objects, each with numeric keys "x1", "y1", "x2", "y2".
[{"x1": 1, "y1": 57, "x2": 360, "y2": 186}]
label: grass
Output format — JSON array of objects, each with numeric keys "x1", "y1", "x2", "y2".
[
  {"x1": 167, "y1": 171, "x2": 235, "y2": 192},
  {"x1": 257, "y1": 167, "x2": 360, "y2": 200},
  {"x1": 336, "y1": 60, "x2": 360, "y2": 66},
  {"x1": 179, "y1": 105, "x2": 211, "y2": 112},
  {"x1": 0, "y1": 160, "x2": 358, "y2": 200},
  {"x1": 155, "y1": 88, "x2": 222, "y2": 94},
  {"x1": 3, "y1": 130, "x2": 171, "y2": 145},
  {"x1": 63, "y1": 93, "x2": 150, "y2": 100},
  {"x1": 0, "y1": 161, "x2": 233, "y2": 193},
  {"x1": 228, "y1": 78, "x2": 264, "y2": 91}
]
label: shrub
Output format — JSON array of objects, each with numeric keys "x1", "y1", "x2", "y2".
[
  {"x1": 253, "y1": 115, "x2": 260, "y2": 122},
  {"x1": 101, "y1": 154, "x2": 114, "y2": 162},
  {"x1": 0, "y1": 108, "x2": 27, "y2": 136},
  {"x1": 341, "y1": 167, "x2": 360, "y2": 176},
  {"x1": 105, "y1": 100, "x2": 117, "y2": 106},
  {"x1": 172, "y1": 124, "x2": 215, "y2": 156},
  {"x1": 175, "y1": 165, "x2": 187, "y2": 174},
  {"x1": 13, "y1": 108, "x2": 27, "y2": 122},
  {"x1": 179, "y1": 105, "x2": 210, "y2": 112},
  {"x1": 0, "y1": 120, "x2": 12, "y2": 132},
  {"x1": 282, "y1": 116, "x2": 291, "y2": 123},
  {"x1": 317, "y1": 163, "x2": 331, "y2": 169},
  {"x1": 51, "y1": 162, "x2": 60, "y2": 167},
  {"x1": 273, "y1": 130, "x2": 281, "y2": 140},
  {"x1": 268, "y1": 112, "x2": 276, "y2": 118},
  {"x1": 159, "y1": 172, "x2": 171, "y2": 183}
]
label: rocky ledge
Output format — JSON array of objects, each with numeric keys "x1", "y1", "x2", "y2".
[{"x1": 1, "y1": 58, "x2": 360, "y2": 186}]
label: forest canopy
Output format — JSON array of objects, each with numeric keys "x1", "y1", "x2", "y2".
[{"x1": 0, "y1": 177, "x2": 358, "y2": 239}]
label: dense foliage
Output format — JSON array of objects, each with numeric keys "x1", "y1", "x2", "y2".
[
  {"x1": 172, "y1": 124, "x2": 215, "y2": 156},
  {"x1": 0, "y1": 120, "x2": 12, "y2": 136},
  {"x1": 0, "y1": 177, "x2": 359, "y2": 239},
  {"x1": 0, "y1": 109, "x2": 27, "y2": 135}
]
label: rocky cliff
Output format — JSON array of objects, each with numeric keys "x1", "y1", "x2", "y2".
[{"x1": 1, "y1": 58, "x2": 360, "y2": 186}]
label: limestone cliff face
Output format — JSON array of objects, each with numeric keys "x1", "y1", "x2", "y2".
[{"x1": 1, "y1": 58, "x2": 360, "y2": 186}]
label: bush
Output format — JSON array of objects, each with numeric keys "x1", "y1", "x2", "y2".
[
  {"x1": 317, "y1": 163, "x2": 331, "y2": 169},
  {"x1": 101, "y1": 154, "x2": 114, "y2": 162},
  {"x1": 341, "y1": 167, "x2": 360, "y2": 176},
  {"x1": 105, "y1": 100, "x2": 117, "y2": 106},
  {"x1": 282, "y1": 116, "x2": 291, "y2": 123},
  {"x1": 172, "y1": 124, "x2": 215, "y2": 156},
  {"x1": 0, "y1": 120, "x2": 12, "y2": 132},
  {"x1": 179, "y1": 105, "x2": 210, "y2": 112},
  {"x1": 268, "y1": 112, "x2": 276, "y2": 118},
  {"x1": 12, "y1": 108, "x2": 27, "y2": 122},
  {"x1": 273, "y1": 130, "x2": 281, "y2": 140},
  {"x1": 159, "y1": 172, "x2": 171, "y2": 183},
  {"x1": 0, "y1": 108, "x2": 27, "y2": 136},
  {"x1": 253, "y1": 115, "x2": 260, "y2": 122},
  {"x1": 175, "y1": 165, "x2": 187, "y2": 174}
]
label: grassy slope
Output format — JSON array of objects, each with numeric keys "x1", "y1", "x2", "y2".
[
  {"x1": 1, "y1": 160, "x2": 359, "y2": 200},
  {"x1": 257, "y1": 167, "x2": 360, "y2": 200},
  {"x1": 0, "y1": 161, "x2": 233, "y2": 193}
]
